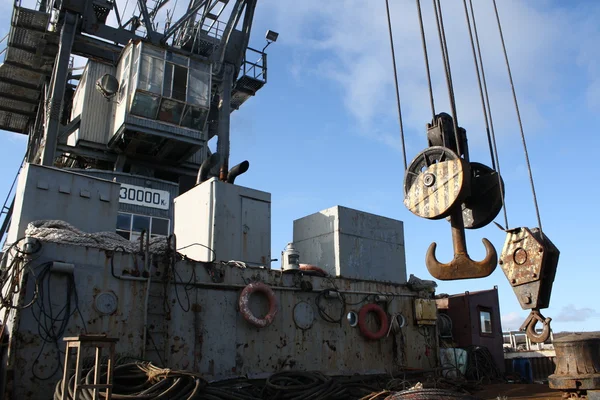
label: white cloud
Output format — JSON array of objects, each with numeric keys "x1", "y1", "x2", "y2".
[
  {"x1": 556, "y1": 305, "x2": 600, "y2": 323},
  {"x1": 501, "y1": 311, "x2": 523, "y2": 331},
  {"x1": 258, "y1": 0, "x2": 600, "y2": 152}
]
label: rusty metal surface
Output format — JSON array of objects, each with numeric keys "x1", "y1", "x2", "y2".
[
  {"x1": 499, "y1": 227, "x2": 559, "y2": 310},
  {"x1": 426, "y1": 207, "x2": 498, "y2": 281},
  {"x1": 549, "y1": 333, "x2": 600, "y2": 391},
  {"x1": 441, "y1": 289, "x2": 505, "y2": 374},
  {"x1": 454, "y1": 162, "x2": 504, "y2": 230},
  {"x1": 403, "y1": 146, "x2": 467, "y2": 220},
  {"x1": 415, "y1": 299, "x2": 437, "y2": 325},
  {"x1": 4, "y1": 241, "x2": 437, "y2": 400}
]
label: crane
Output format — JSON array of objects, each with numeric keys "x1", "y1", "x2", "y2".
[{"x1": 390, "y1": 0, "x2": 560, "y2": 344}]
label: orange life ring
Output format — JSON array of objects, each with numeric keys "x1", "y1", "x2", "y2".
[
  {"x1": 299, "y1": 264, "x2": 328, "y2": 276},
  {"x1": 238, "y1": 282, "x2": 278, "y2": 328},
  {"x1": 358, "y1": 303, "x2": 389, "y2": 340}
]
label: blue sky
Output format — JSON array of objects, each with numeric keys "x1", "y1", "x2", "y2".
[{"x1": 1, "y1": 0, "x2": 599, "y2": 333}]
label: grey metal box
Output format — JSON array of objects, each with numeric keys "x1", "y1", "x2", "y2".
[
  {"x1": 293, "y1": 206, "x2": 407, "y2": 283},
  {"x1": 173, "y1": 177, "x2": 271, "y2": 266},
  {"x1": 7, "y1": 163, "x2": 120, "y2": 243}
]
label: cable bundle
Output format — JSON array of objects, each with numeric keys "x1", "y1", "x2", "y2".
[
  {"x1": 463, "y1": 346, "x2": 502, "y2": 383},
  {"x1": 263, "y1": 371, "x2": 347, "y2": 400},
  {"x1": 384, "y1": 388, "x2": 482, "y2": 400},
  {"x1": 54, "y1": 362, "x2": 265, "y2": 400}
]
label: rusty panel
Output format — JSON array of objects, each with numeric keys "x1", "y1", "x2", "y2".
[
  {"x1": 5, "y1": 242, "x2": 438, "y2": 399},
  {"x1": 6, "y1": 244, "x2": 147, "y2": 400},
  {"x1": 415, "y1": 298, "x2": 437, "y2": 325},
  {"x1": 445, "y1": 289, "x2": 505, "y2": 373}
]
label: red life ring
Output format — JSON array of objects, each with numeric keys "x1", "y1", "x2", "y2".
[
  {"x1": 358, "y1": 303, "x2": 389, "y2": 340},
  {"x1": 299, "y1": 264, "x2": 328, "y2": 277},
  {"x1": 238, "y1": 282, "x2": 278, "y2": 328}
]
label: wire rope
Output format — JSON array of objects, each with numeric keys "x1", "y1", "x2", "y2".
[
  {"x1": 432, "y1": 0, "x2": 464, "y2": 160},
  {"x1": 415, "y1": 0, "x2": 436, "y2": 120},
  {"x1": 463, "y1": 0, "x2": 509, "y2": 229},
  {"x1": 384, "y1": 0, "x2": 408, "y2": 170},
  {"x1": 492, "y1": 0, "x2": 543, "y2": 233}
]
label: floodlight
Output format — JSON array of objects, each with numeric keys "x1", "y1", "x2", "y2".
[{"x1": 95, "y1": 74, "x2": 120, "y2": 100}]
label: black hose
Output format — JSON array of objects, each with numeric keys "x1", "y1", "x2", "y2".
[
  {"x1": 197, "y1": 153, "x2": 220, "y2": 184},
  {"x1": 385, "y1": 388, "x2": 482, "y2": 400},
  {"x1": 226, "y1": 160, "x2": 250, "y2": 184},
  {"x1": 54, "y1": 362, "x2": 261, "y2": 400},
  {"x1": 263, "y1": 371, "x2": 347, "y2": 400}
]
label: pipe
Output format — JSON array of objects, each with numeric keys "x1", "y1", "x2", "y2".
[
  {"x1": 226, "y1": 160, "x2": 249, "y2": 184},
  {"x1": 196, "y1": 153, "x2": 220, "y2": 184}
]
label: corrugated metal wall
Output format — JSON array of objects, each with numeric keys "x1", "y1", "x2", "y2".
[
  {"x1": 67, "y1": 65, "x2": 87, "y2": 146},
  {"x1": 70, "y1": 169, "x2": 178, "y2": 220},
  {"x1": 112, "y1": 45, "x2": 132, "y2": 138},
  {"x1": 80, "y1": 61, "x2": 116, "y2": 145},
  {"x1": 505, "y1": 356, "x2": 556, "y2": 383}
]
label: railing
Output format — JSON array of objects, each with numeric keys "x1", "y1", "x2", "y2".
[
  {"x1": 0, "y1": 32, "x2": 8, "y2": 64},
  {"x1": 240, "y1": 47, "x2": 267, "y2": 83},
  {"x1": 503, "y1": 330, "x2": 554, "y2": 352},
  {"x1": 0, "y1": 156, "x2": 26, "y2": 248}
]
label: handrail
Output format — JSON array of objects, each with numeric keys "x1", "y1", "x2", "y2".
[{"x1": 0, "y1": 156, "x2": 26, "y2": 247}]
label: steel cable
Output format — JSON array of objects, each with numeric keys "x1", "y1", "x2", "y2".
[
  {"x1": 432, "y1": 0, "x2": 463, "y2": 160},
  {"x1": 384, "y1": 0, "x2": 408, "y2": 170},
  {"x1": 263, "y1": 371, "x2": 347, "y2": 400},
  {"x1": 492, "y1": 0, "x2": 543, "y2": 233},
  {"x1": 415, "y1": 0, "x2": 436, "y2": 120},
  {"x1": 466, "y1": 0, "x2": 509, "y2": 230},
  {"x1": 385, "y1": 388, "x2": 481, "y2": 400},
  {"x1": 54, "y1": 362, "x2": 264, "y2": 400}
]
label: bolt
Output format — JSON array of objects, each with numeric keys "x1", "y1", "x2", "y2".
[
  {"x1": 499, "y1": 260, "x2": 504, "y2": 265},
  {"x1": 423, "y1": 173, "x2": 436, "y2": 187},
  {"x1": 522, "y1": 295, "x2": 531, "y2": 304},
  {"x1": 538, "y1": 247, "x2": 544, "y2": 253},
  {"x1": 532, "y1": 273, "x2": 537, "y2": 278},
  {"x1": 511, "y1": 278, "x2": 516, "y2": 284}
]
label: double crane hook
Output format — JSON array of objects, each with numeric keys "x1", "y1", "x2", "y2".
[{"x1": 425, "y1": 207, "x2": 498, "y2": 281}]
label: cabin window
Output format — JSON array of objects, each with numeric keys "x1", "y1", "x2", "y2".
[
  {"x1": 116, "y1": 212, "x2": 171, "y2": 241},
  {"x1": 130, "y1": 93, "x2": 160, "y2": 119},
  {"x1": 188, "y1": 60, "x2": 211, "y2": 107},
  {"x1": 181, "y1": 105, "x2": 208, "y2": 130},
  {"x1": 138, "y1": 53, "x2": 164, "y2": 94},
  {"x1": 479, "y1": 307, "x2": 493, "y2": 336},
  {"x1": 127, "y1": 43, "x2": 211, "y2": 129}
]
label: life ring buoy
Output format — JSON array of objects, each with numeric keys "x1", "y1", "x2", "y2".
[
  {"x1": 299, "y1": 264, "x2": 328, "y2": 277},
  {"x1": 358, "y1": 303, "x2": 389, "y2": 340},
  {"x1": 238, "y1": 282, "x2": 278, "y2": 328}
]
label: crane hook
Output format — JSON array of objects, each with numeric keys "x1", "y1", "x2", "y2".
[
  {"x1": 425, "y1": 208, "x2": 498, "y2": 280},
  {"x1": 521, "y1": 309, "x2": 552, "y2": 344}
]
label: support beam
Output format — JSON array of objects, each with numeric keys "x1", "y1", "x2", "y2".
[
  {"x1": 216, "y1": 63, "x2": 233, "y2": 176},
  {"x1": 137, "y1": 0, "x2": 158, "y2": 42},
  {"x1": 41, "y1": 11, "x2": 77, "y2": 166},
  {"x1": 58, "y1": 115, "x2": 81, "y2": 138},
  {"x1": 163, "y1": 0, "x2": 208, "y2": 42},
  {"x1": 72, "y1": 36, "x2": 121, "y2": 64}
]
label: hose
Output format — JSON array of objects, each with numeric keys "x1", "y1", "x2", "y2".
[
  {"x1": 54, "y1": 362, "x2": 262, "y2": 400},
  {"x1": 385, "y1": 388, "x2": 482, "y2": 400},
  {"x1": 54, "y1": 362, "x2": 483, "y2": 400},
  {"x1": 263, "y1": 371, "x2": 347, "y2": 400}
]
